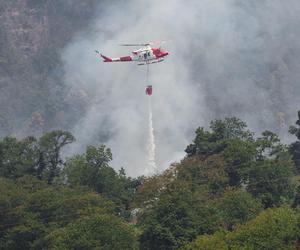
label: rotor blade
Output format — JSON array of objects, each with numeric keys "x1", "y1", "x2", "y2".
[
  {"x1": 119, "y1": 43, "x2": 150, "y2": 46},
  {"x1": 119, "y1": 40, "x2": 169, "y2": 46},
  {"x1": 148, "y1": 40, "x2": 168, "y2": 45}
]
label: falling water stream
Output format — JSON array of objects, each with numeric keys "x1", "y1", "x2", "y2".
[
  {"x1": 146, "y1": 96, "x2": 157, "y2": 175},
  {"x1": 145, "y1": 63, "x2": 157, "y2": 175}
]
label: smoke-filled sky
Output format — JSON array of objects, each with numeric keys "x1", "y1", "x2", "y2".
[{"x1": 62, "y1": 0, "x2": 300, "y2": 176}]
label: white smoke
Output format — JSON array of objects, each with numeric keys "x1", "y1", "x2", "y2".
[{"x1": 61, "y1": 0, "x2": 300, "y2": 176}]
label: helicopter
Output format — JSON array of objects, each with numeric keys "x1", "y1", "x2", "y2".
[{"x1": 95, "y1": 42, "x2": 169, "y2": 66}]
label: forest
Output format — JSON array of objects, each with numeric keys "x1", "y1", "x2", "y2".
[
  {"x1": 2, "y1": 1, "x2": 300, "y2": 249},
  {"x1": 1, "y1": 112, "x2": 300, "y2": 249}
]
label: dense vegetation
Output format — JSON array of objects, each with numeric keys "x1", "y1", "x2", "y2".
[
  {"x1": 2, "y1": 1, "x2": 300, "y2": 249},
  {"x1": 1, "y1": 112, "x2": 300, "y2": 249}
]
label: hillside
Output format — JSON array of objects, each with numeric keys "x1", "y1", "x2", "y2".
[
  {"x1": 2, "y1": 2, "x2": 300, "y2": 248},
  {"x1": 1, "y1": 115, "x2": 300, "y2": 249},
  {"x1": 0, "y1": 0, "x2": 102, "y2": 136},
  {"x1": 1, "y1": 1, "x2": 300, "y2": 175}
]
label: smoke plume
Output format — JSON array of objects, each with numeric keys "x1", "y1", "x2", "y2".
[{"x1": 61, "y1": 0, "x2": 300, "y2": 176}]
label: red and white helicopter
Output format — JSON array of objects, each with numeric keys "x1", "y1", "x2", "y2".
[{"x1": 95, "y1": 42, "x2": 169, "y2": 66}]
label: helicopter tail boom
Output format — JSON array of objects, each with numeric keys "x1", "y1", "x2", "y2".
[
  {"x1": 95, "y1": 50, "x2": 133, "y2": 62},
  {"x1": 100, "y1": 54, "x2": 113, "y2": 62}
]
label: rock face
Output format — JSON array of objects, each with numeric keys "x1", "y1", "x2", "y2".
[
  {"x1": 1, "y1": 0, "x2": 300, "y2": 143},
  {"x1": 0, "y1": 0, "x2": 99, "y2": 137},
  {"x1": 1, "y1": 1, "x2": 49, "y2": 61}
]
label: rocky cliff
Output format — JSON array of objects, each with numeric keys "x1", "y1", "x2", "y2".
[{"x1": 0, "y1": 0, "x2": 100, "y2": 136}]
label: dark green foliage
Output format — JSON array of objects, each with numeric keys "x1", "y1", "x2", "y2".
[
  {"x1": 184, "y1": 118, "x2": 296, "y2": 208},
  {"x1": 185, "y1": 206, "x2": 299, "y2": 250},
  {"x1": 64, "y1": 145, "x2": 140, "y2": 216},
  {"x1": 293, "y1": 185, "x2": 300, "y2": 207},
  {"x1": 216, "y1": 188, "x2": 262, "y2": 230},
  {"x1": 37, "y1": 130, "x2": 75, "y2": 184},
  {"x1": 139, "y1": 188, "x2": 219, "y2": 250},
  {"x1": 185, "y1": 118, "x2": 256, "y2": 186},
  {"x1": 289, "y1": 111, "x2": 300, "y2": 172},
  {"x1": 0, "y1": 137, "x2": 38, "y2": 179},
  {"x1": 255, "y1": 130, "x2": 283, "y2": 160},
  {"x1": 175, "y1": 155, "x2": 229, "y2": 194},
  {"x1": 246, "y1": 152, "x2": 296, "y2": 208},
  {"x1": 136, "y1": 117, "x2": 297, "y2": 249},
  {"x1": 1, "y1": 114, "x2": 300, "y2": 249},
  {"x1": 45, "y1": 215, "x2": 139, "y2": 250},
  {"x1": 0, "y1": 176, "x2": 138, "y2": 250},
  {"x1": 185, "y1": 117, "x2": 253, "y2": 158},
  {"x1": 223, "y1": 139, "x2": 256, "y2": 186},
  {"x1": 0, "y1": 177, "x2": 28, "y2": 241},
  {"x1": 137, "y1": 155, "x2": 262, "y2": 249},
  {"x1": 0, "y1": 131, "x2": 74, "y2": 184},
  {"x1": 244, "y1": 131, "x2": 296, "y2": 208}
]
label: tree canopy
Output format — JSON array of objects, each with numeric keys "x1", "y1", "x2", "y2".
[{"x1": 1, "y1": 114, "x2": 300, "y2": 249}]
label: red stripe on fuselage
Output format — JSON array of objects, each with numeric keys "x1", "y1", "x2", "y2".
[{"x1": 120, "y1": 56, "x2": 132, "y2": 61}]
